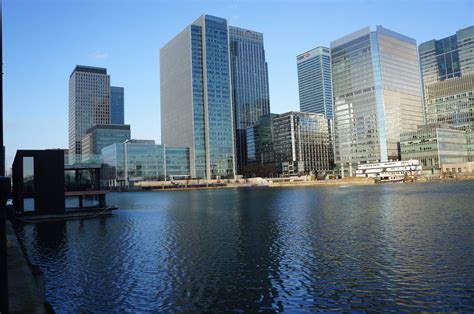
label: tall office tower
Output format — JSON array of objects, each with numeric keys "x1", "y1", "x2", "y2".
[
  {"x1": 273, "y1": 112, "x2": 332, "y2": 176},
  {"x1": 418, "y1": 25, "x2": 474, "y2": 128},
  {"x1": 69, "y1": 65, "x2": 110, "y2": 164},
  {"x1": 229, "y1": 26, "x2": 270, "y2": 175},
  {"x1": 297, "y1": 46, "x2": 335, "y2": 166},
  {"x1": 110, "y1": 86, "x2": 125, "y2": 125},
  {"x1": 297, "y1": 46, "x2": 333, "y2": 119},
  {"x1": 331, "y1": 26, "x2": 424, "y2": 166},
  {"x1": 160, "y1": 14, "x2": 235, "y2": 179}
]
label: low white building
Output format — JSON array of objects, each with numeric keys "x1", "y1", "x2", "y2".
[{"x1": 356, "y1": 160, "x2": 422, "y2": 178}]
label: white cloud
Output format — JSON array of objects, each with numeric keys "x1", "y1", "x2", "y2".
[{"x1": 91, "y1": 51, "x2": 109, "y2": 60}]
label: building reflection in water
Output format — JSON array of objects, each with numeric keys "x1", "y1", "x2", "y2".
[
  {"x1": 14, "y1": 182, "x2": 474, "y2": 312},
  {"x1": 158, "y1": 188, "x2": 285, "y2": 311}
]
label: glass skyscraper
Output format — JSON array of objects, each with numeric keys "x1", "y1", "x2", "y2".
[
  {"x1": 229, "y1": 26, "x2": 270, "y2": 174},
  {"x1": 331, "y1": 26, "x2": 424, "y2": 166},
  {"x1": 297, "y1": 46, "x2": 333, "y2": 119},
  {"x1": 110, "y1": 86, "x2": 125, "y2": 125},
  {"x1": 69, "y1": 65, "x2": 110, "y2": 164},
  {"x1": 160, "y1": 14, "x2": 235, "y2": 179},
  {"x1": 418, "y1": 25, "x2": 474, "y2": 128},
  {"x1": 419, "y1": 26, "x2": 474, "y2": 86}
]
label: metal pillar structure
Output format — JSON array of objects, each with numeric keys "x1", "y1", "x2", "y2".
[
  {"x1": 0, "y1": 177, "x2": 10, "y2": 313},
  {"x1": 0, "y1": 1, "x2": 8, "y2": 312},
  {"x1": 124, "y1": 140, "x2": 129, "y2": 188},
  {"x1": 0, "y1": 0, "x2": 4, "y2": 176}
]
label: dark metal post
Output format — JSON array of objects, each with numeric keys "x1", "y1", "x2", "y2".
[
  {"x1": 0, "y1": 176, "x2": 11, "y2": 313},
  {"x1": 0, "y1": 2, "x2": 9, "y2": 311},
  {"x1": 0, "y1": 0, "x2": 4, "y2": 176},
  {"x1": 79, "y1": 195, "x2": 83, "y2": 209}
]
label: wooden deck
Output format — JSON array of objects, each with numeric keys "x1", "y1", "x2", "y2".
[{"x1": 20, "y1": 206, "x2": 117, "y2": 222}]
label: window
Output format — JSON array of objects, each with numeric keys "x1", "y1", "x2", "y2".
[
  {"x1": 23, "y1": 198, "x2": 35, "y2": 212},
  {"x1": 23, "y1": 156, "x2": 34, "y2": 193}
]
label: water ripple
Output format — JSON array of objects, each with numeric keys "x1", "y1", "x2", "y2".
[{"x1": 16, "y1": 182, "x2": 474, "y2": 312}]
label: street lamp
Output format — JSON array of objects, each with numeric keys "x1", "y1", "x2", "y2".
[{"x1": 124, "y1": 140, "x2": 130, "y2": 188}]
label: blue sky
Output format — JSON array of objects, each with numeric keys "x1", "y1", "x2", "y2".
[{"x1": 4, "y1": 0, "x2": 474, "y2": 169}]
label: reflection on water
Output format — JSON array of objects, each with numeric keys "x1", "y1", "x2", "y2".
[
  {"x1": 65, "y1": 196, "x2": 100, "y2": 209},
  {"x1": 17, "y1": 181, "x2": 474, "y2": 312}
]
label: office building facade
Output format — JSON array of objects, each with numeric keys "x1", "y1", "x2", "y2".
[
  {"x1": 244, "y1": 113, "x2": 277, "y2": 177},
  {"x1": 419, "y1": 26, "x2": 474, "y2": 88},
  {"x1": 297, "y1": 46, "x2": 333, "y2": 119},
  {"x1": 69, "y1": 65, "x2": 110, "y2": 164},
  {"x1": 160, "y1": 14, "x2": 235, "y2": 179},
  {"x1": 331, "y1": 26, "x2": 424, "y2": 166},
  {"x1": 400, "y1": 123, "x2": 468, "y2": 172},
  {"x1": 101, "y1": 140, "x2": 190, "y2": 186},
  {"x1": 466, "y1": 127, "x2": 474, "y2": 162},
  {"x1": 229, "y1": 26, "x2": 271, "y2": 174},
  {"x1": 81, "y1": 124, "x2": 131, "y2": 163},
  {"x1": 422, "y1": 75, "x2": 474, "y2": 128},
  {"x1": 419, "y1": 26, "x2": 474, "y2": 130},
  {"x1": 273, "y1": 112, "x2": 332, "y2": 176},
  {"x1": 110, "y1": 86, "x2": 125, "y2": 125},
  {"x1": 246, "y1": 113, "x2": 277, "y2": 166}
]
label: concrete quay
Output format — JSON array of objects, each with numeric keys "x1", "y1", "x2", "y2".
[{"x1": 6, "y1": 221, "x2": 48, "y2": 313}]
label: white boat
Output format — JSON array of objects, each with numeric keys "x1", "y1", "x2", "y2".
[
  {"x1": 375, "y1": 173, "x2": 405, "y2": 183},
  {"x1": 357, "y1": 160, "x2": 422, "y2": 180}
]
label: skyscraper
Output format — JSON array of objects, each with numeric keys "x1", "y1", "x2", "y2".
[
  {"x1": 69, "y1": 65, "x2": 110, "y2": 164},
  {"x1": 297, "y1": 46, "x2": 333, "y2": 119},
  {"x1": 110, "y1": 86, "x2": 125, "y2": 125},
  {"x1": 418, "y1": 25, "x2": 474, "y2": 128},
  {"x1": 160, "y1": 14, "x2": 235, "y2": 179},
  {"x1": 419, "y1": 26, "x2": 474, "y2": 86},
  {"x1": 331, "y1": 26, "x2": 424, "y2": 166},
  {"x1": 229, "y1": 26, "x2": 270, "y2": 174}
]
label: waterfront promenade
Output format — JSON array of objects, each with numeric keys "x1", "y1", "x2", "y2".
[
  {"x1": 128, "y1": 174, "x2": 474, "y2": 191},
  {"x1": 6, "y1": 221, "x2": 46, "y2": 313}
]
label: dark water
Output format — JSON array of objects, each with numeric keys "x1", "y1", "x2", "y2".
[{"x1": 17, "y1": 181, "x2": 474, "y2": 312}]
